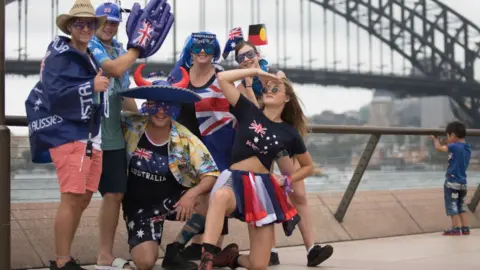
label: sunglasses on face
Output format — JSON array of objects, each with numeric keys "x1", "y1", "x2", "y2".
[
  {"x1": 139, "y1": 101, "x2": 180, "y2": 118},
  {"x1": 191, "y1": 43, "x2": 215, "y2": 55},
  {"x1": 262, "y1": 86, "x2": 281, "y2": 94},
  {"x1": 71, "y1": 19, "x2": 96, "y2": 31},
  {"x1": 236, "y1": 50, "x2": 256, "y2": 64}
]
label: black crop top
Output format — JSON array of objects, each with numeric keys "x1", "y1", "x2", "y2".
[{"x1": 229, "y1": 94, "x2": 307, "y2": 170}]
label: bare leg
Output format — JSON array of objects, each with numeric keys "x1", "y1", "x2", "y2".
[
  {"x1": 289, "y1": 180, "x2": 315, "y2": 249},
  {"x1": 202, "y1": 187, "x2": 236, "y2": 245},
  {"x1": 451, "y1": 215, "x2": 461, "y2": 228},
  {"x1": 459, "y1": 213, "x2": 469, "y2": 227},
  {"x1": 131, "y1": 241, "x2": 159, "y2": 270},
  {"x1": 272, "y1": 160, "x2": 315, "y2": 250},
  {"x1": 55, "y1": 192, "x2": 93, "y2": 267},
  {"x1": 97, "y1": 193, "x2": 124, "y2": 266},
  {"x1": 237, "y1": 224, "x2": 274, "y2": 270}
]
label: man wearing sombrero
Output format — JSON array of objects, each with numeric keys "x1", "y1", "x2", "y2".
[
  {"x1": 117, "y1": 65, "x2": 219, "y2": 270},
  {"x1": 24, "y1": 0, "x2": 174, "y2": 269}
]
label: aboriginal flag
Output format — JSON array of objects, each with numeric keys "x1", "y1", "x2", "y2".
[{"x1": 248, "y1": 24, "x2": 268, "y2": 46}]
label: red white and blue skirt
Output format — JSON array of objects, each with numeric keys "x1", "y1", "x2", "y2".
[{"x1": 210, "y1": 169, "x2": 297, "y2": 227}]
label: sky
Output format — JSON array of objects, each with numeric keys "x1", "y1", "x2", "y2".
[{"x1": 4, "y1": 0, "x2": 480, "y2": 135}]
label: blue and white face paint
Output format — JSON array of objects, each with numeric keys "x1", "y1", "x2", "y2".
[{"x1": 139, "y1": 101, "x2": 180, "y2": 120}]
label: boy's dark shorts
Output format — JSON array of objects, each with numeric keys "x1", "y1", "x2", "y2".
[
  {"x1": 444, "y1": 181, "x2": 468, "y2": 216},
  {"x1": 98, "y1": 148, "x2": 128, "y2": 195}
]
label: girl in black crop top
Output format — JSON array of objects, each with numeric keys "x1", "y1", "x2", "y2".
[{"x1": 198, "y1": 68, "x2": 315, "y2": 270}]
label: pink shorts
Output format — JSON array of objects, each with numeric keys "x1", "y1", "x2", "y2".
[{"x1": 49, "y1": 141, "x2": 103, "y2": 194}]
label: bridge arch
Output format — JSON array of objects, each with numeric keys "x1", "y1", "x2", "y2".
[
  {"x1": 310, "y1": 0, "x2": 480, "y2": 81},
  {"x1": 311, "y1": 0, "x2": 480, "y2": 127}
]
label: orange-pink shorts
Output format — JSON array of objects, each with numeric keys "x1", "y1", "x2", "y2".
[{"x1": 49, "y1": 141, "x2": 103, "y2": 194}]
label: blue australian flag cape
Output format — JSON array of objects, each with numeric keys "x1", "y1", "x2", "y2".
[{"x1": 25, "y1": 36, "x2": 104, "y2": 163}]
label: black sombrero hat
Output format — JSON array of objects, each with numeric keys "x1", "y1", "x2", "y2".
[{"x1": 119, "y1": 64, "x2": 200, "y2": 103}]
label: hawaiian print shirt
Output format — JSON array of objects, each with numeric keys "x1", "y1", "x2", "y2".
[{"x1": 121, "y1": 112, "x2": 220, "y2": 188}]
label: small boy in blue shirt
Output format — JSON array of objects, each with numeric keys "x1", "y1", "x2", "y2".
[{"x1": 430, "y1": 121, "x2": 471, "y2": 236}]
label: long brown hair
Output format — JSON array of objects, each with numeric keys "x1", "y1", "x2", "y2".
[{"x1": 280, "y1": 78, "x2": 309, "y2": 137}]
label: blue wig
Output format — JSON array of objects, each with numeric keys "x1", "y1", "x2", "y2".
[{"x1": 178, "y1": 31, "x2": 221, "y2": 67}]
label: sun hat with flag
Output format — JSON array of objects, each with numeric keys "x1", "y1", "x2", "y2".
[
  {"x1": 56, "y1": 0, "x2": 108, "y2": 35},
  {"x1": 119, "y1": 64, "x2": 201, "y2": 103}
]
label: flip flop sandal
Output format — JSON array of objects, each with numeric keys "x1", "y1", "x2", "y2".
[{"x1": 95, "y1": 258, "x2": 133, "y2": 270}]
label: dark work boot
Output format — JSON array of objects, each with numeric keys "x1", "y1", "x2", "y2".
[
  {"x1": 181, "y1": 243, "x2": 203, "y2": 260},
  {"x1": 162, "y1": 242, "x2": 198, "y2": 270},
  {"x1": 213, "y1": 243, "x2": 240, "y2": 268}
]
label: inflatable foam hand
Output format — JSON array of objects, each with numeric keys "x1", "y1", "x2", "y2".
[{"x1": 126, "y1": 0, "x2": 174, "y2": 58}]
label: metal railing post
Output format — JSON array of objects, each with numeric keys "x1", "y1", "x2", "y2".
[
  {"x1": 0, "y1": 0, "x2": 12, "y2": 269},
  {"x1": 334, "y1": 134, "x2": 381, "y2": 222},
  {"x1": 468, "y1": 183, "x2": 480, "y2": 212}
]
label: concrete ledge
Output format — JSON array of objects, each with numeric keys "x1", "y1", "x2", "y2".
[{"x1": 10, "y1": 188, "x2": 480, "y2": 269}]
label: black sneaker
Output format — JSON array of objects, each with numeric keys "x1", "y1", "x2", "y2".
[
  {"x1": 49, "y1": 258, "x2": 86, "y2": 270},
  {"x1": 307, "y1": 245, "x2": 333, "y2": 267},
  {"x1": 283, "y1": 214, "x2": 301, "y2": 236},
  {"x1": 162, "y1": 242, "x2": 198, "y2": 270},
  {"x1": 180, "y1": 243, "x2": 203, "y2": 260},
  {"x1": 269, "y1": 251, "x2": 280, "y2": 266}
]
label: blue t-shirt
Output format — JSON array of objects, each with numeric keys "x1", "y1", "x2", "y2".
[{"x1": 446, "y1": 142, "x2": 471, "y2": 184}]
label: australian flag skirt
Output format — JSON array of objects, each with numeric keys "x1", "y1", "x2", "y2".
[{"x1": 210, "y1": 169, "x2": 298, "y2": 228}]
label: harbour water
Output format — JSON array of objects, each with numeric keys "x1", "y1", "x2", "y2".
[{"x1": 11, "y1": 169, "x2": 480, "y2": 202}]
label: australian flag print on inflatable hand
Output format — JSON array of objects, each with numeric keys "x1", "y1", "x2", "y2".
[{"x1": 126, "y1": 0, "x2": 174, "y2": 58}]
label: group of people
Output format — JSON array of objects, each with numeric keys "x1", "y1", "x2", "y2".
[
  {"x1": 25, "y1": 0, "x2": 368, "y2": 270},
  {"x1": 24, "y1": 0, "x2": 476, "y2": 270}
]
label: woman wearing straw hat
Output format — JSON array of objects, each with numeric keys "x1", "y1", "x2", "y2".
[{"x1": 25, "y1": 0, "x2": 175, "y2": 269}]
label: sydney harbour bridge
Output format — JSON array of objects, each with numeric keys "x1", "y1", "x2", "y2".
[{"x1": 5, "y1": 0, "x2": 480, "y2": 128}]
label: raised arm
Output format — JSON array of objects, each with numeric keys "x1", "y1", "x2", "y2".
[
  {"x1": 429, "y1": 135, "x2": 448, "y2": 152},
  {"x1": 101, "y1": 50, "x2": 139, "y2": 78},
  {"x1": 88, "y1": 38, "x2": 140, "y2": 78},
  {"x1": 217, "y1": 68, "x2": 281, "y2": 107},
  {"x1": 237, "y1": 81, "x2": 260, "y2": 108}
]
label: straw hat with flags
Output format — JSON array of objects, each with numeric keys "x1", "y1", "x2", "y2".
[{"x1": 56, "y1": 0, "x2": 107, "y2": 35}]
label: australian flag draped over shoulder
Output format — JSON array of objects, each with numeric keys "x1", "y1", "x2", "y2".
[
  {"x1": 25, "y1": 36, "x2": 104, "y2": 163},
  {"x1": 222, "y1": 27, "x2": 244, "y2": 60},
  {"x1": 193, "y1": 78, "x2": 237, "y2": 171},
  {"x1": 167, "y1": 60, "x2": 236, "y2": 171}
]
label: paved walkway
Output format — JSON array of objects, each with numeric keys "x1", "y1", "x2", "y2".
[{"x1": 30, "y1": 229, "x2": 480, "y2": 270}]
